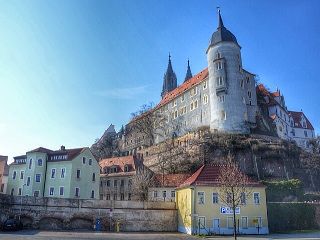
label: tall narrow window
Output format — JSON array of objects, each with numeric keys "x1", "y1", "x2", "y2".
[
  {"x1": 51, "y1": 169, "x2": 56, "y2": 179},
  {"x1": 91, "y1": 190, "x2": 95, "y2": 199},
  {"x1": 89, "y1": 159, "x2": 92, "y2": 165},
  {"x1": 254, "y1": 192, "x2": 260, "y2": 205},
  {"x1": 27, "y1": 177, "x2": 31, "y2": 186},
  {"x1": 212, "y1": 193, "x2": 219, "y2": 204},
  {"x1": 61, "y1": 168, "x2": 66, "y2": 178},
  {"x1": 38, "y1": 159, "x2": 43, "y2": 166},
  {"x1": 49, "y1": 187, "x2": 54, "y2": 196},
  {"x1": 75, "y1": 187, "x2": 80, "y2": 197},
  {"x1": 35, "y1": 174, "x2": 41, "y2": 183},
  {"x1": 28, "y1": 159, "x2": 32, "y2": 169},
  {"x1": 20, "y1": 171, "x2": 24, "y2": 180},
  {"x1": 240, "y1": 192, "x2": 246, "y2": 205},
  {"x1": 241, "y1": 216, "x2": 248, "y2": 229},
  {"x1": 13, "y1": 171, "x2": 16, "y2": 179},
  {"x1": 76, "y1": 169, "x2": 81, "y2": 179},
  {"x1": 59, "y1": 187, "x2": 64, "y2": 196},
  {"x1": 197, "y1": 192, "x2": 205, "y2": 204},
  {"x1": 92, "y1": 173, "x2": 96, "y2": 182}
]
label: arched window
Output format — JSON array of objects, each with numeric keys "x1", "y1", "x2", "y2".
[{"x1": 91, "y1": 190, "x2": 95, "y2": 199}]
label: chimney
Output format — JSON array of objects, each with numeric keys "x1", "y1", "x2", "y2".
[{"x1": 61, "y1": 145, "x2": 66, "y2": 151}]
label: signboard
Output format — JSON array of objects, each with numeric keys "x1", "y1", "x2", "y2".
[{"x1": 220, "y1": 206, "x2": 240, "y2": 215}]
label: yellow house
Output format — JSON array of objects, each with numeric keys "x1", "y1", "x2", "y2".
[{"x1": 176, "y1": 165, "x2": 269, "y2": 235}]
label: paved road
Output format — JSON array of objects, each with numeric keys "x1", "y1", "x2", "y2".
[{"x1": 0, "y1": 230, "x2": 319, "y2": 240}]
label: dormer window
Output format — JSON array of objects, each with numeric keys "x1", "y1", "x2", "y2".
[{"x1": 124, "y1": 165, "x2": 130, "y2": 172}]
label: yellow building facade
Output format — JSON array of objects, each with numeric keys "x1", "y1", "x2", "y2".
[{"x1": 176, "y1": 165, "x2": 269, "y2": 235}]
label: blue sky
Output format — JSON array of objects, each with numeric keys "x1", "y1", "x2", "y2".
[{"x1": 0, "y1": 0, "x2": 319, "y2": 162}]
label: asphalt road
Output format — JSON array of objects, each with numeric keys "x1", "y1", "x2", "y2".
[{"x1": 0, "y1": 230, "x2": 319, "y2": 240}]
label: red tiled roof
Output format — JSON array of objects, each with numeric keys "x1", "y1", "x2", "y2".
[
  {"x1": 27, "y1": 147, "x2": 53, "y2": 154},
  {"x1": 179, "y1": 165, "x2": 263, "y2": 188},
  {"x1": 289, "y1": 111, "x2": 314, "y2": 130},
  {"x1": 153, "y1": 173, "x2": 191, "y2": 187},
  {"x1": 99, "y1": 155, "x2": 136, "y2": 173},
  {"x1": 156, "y1": 68, "x2": 209, "y2": 109},
  {"x1": 256, "y1": 84, "x2": 278, "y2": 106}
]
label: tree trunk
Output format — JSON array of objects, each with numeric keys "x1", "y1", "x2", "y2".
[{"x1": 232, "y1": 189, "x2": 237, "y2": 240}]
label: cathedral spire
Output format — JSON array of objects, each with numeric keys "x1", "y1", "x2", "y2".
[
  {"x1": 184, "y1": 59, "x2": 193, "y2": 82},
  {"x1": 161, "y1": 53, "x2": 177, "y2": 98}
]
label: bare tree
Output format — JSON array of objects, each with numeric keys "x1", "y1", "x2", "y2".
[
  {"x1": 218, "y1": 155, "x2": 252, "y2": 240},
  {"x1": 131, "y1": 166, "x2": 154, "y2": 201}
]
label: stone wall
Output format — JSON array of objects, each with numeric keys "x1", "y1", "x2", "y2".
[{"x1": 0, "y1": 194, "x2": 177, "y2": 232}]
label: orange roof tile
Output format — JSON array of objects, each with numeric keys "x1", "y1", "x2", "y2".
[
  {"x1": 179, "y1": 165, "x2": 263, "y2": 188},
  {"x1": 99, "y1": 155, "x2": 136, "y2": 172},
  {"x1": 153, "y1": 173, "x2": 191, "y2": 187}
]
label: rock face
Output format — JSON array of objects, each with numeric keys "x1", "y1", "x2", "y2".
[
  {"x1": 0, "y1": 194, "x2": 177, "y2": 231},
  {"x1": 141, "y1": 133, "x2": 320, "y2": 192}
]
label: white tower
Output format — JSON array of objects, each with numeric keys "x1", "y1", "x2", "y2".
[{"x1": 207, "y1": 9, "x2": 249, "y2": 133}]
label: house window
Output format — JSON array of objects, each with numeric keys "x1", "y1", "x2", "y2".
[
  {"x1": 113, "y1": 194, "x2": 117, "y2": 200},
  {"x1": 28, "y1": 159, "x2": 32, "y2": 169},
  {"x1": 59, "y1": 187, "x2": 64, "y2": 196},
  {"x1": 91, "y1": 190, "x2": 95, "y2": 199},
  {"x1": 171, "y1": 191, "x2": 175, "y2": 198},
  {"x1": 216, "y1": 76, "x2": 224, "y2": 86},
  {"x1": 241, "y1": 216, "x2": 248, "y2": 229},
  {"x1": 227, "y1": 217, "x2": 234, "y2": 229},
  {"x1": 120, "y1": 193, "x2": 124, "y2": 200},
  {"x1": 75, "y1": 187, "x2": 80, "y2": 197},
  {"x1": 35, "y1": 174, "x2": 41, "y2": 183},
  {"x1": 173, "y1": 100, "x2": 177, "y2": 107},
  {"x1": 198, "y1": 216, "x2": 206, "y2": 229},
  {"x1": 82, "y1": 157, "x2": 86, "y2": 164},
  {"x1": 92, "y1": 173, "x2": 96, "y2": 182},
  {"x1": 304, "y1": 130, "x2": 308, "y2": 137},
  {"x1": 38, "y1": 159, "x2": 43, "y2": 166},
  {"x1": 248, "y1": 91, "x2": 252, "y2": 99},
  {"x1": 49, "y1": 187, "x2": 54, "y2": 196},
  {"x1": 190, "y1": 100, "x2": 198, "y2": 111},
  {"x1": 34, "y1": 191, "x2": 40, "y2": 197},
  {"x1": 18, "y1": 188, "x2": 22, "y2": 196},
  {"x1": 27, "y1": 177, "x2": 31, "y2": 186},
  {"x1": 216, "y1": 52, "x2": 221, "y2": 59},
  {"x1": 51, "y1": 169, "x2": 56, "y2": 179},
  {"x1": 254, "y1": 217, "x2": 263, "y2": 227},
  {"x1": 10, "y1": 188, "x2": 14, "y2": 196},
  {"x1": 61, "y1": 168, "x2": 66, "y2": 178},
  {"x1": 246, "y1": 76, "x2": 250, "y2": 84},
  {"x1": 212, "y1": 193, "x2": 219, "y2": 204},
  {"x1": 197, "y1": 192, "x2": 205, "y2": 204},
  {"x1": 124, "y1": 165, "x2": 129, "y2": 172},
  {"x1": 120, "y1": 179, "x2": 125, "y2": 187},
  {"x1": 253, "y1": 192, "x2": 260, "y2": 205},
  {"x1": 76, "y1": 169, "x2": 81, "y2": 179},
  {"x1": 12, "y1": 171, "x2": 16, "y2": 179},
  {"x1": 106, "y1": 194, "x2": 110, "y2": 200},
  {"x1": 215, "y1": 61, "x2": 223, "y2": 70},
  {"x1": 240, "y1": 192, "x2": 246, "y2": 205},
  {"x1": 114, "y1": 180, "x2": 118, "y2": 187},
  {"x1": 20, "y1": 171, "x2": 24, "y2": 180},
  {"x1": 162, "y1": 190, "x2": 167, "y2": 198},
  {"x1": 106, "y1": 180, "x2": 110, "y2": 187},
  {"x1": 227, "y1": 192, "x2": 232, "y2": 204},
  {"x1": 153, "y1": 191, "x2": 158, "y2": 198},
  {"x1": 203, "y1": 95, "x2": 209, "y2": 104},
  {"x1": 173, "y1": 110, "x2": 178, "y2": 119},
  {"x1": 128, "y1": 193, "x2": 132, "y2": 200}
]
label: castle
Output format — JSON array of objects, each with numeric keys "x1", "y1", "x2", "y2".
[{"x1": 98, "y1": 10, "x2": 315, "y2": 155}]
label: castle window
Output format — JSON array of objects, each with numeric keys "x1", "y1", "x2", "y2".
[
  {"x1": 190, "y1": 87, "x2": 197, "y2": 97},
  {"x1": 190, "y1": 100, "x2": 198, "y2": 111},
  {"x1": 172, "y1": 100, "x2": 177, "y2": 107},
  {"x1": 218, "y1": 95, "x2": 225, "y2": 103},
  {"x1": 173, "y1": 110, "x2": 178, "y2": 119},
  {"x1": 216, "y1": 77, "x2": 224, "y2": 86},
  {"x1": 216, "y1": 52, "x2": 221, "y2": 59},
  {"x1": 179, "y1": 106, "x2": 187, "y2": 115},
  {"x1": 203, "y1": 95, "x2": 209, "y2": 105},
  {"x1": 12, "y1": 171, "x2": 16, "y2": 179},
  {"x1": 304, "y1": 130, "x2": 308, "y2": 137},
  {"x1": 29, "y1": 159, "x2": 32, "y2": 169},
  {"x1": 221, "y1": 110, "x2": 227, "y2": 120},
  {"x1": 240, "y1": 80, "x2": 244, "y2": 88},
  {"x1": 248, "y1": 91, "x2": 252, "y2": 99},
  {"x1": 203, "y1": 81, "x2": 208, "y2": 89},
  {"x1": 216, "y1": 61, "x2": 223, "y2": 70},
  {"x1": 246, "y1": 76, "x2": 250, "y2": 84},
  {"x1": 181, "y1": 94, "x2": 185, "y2": 102}
]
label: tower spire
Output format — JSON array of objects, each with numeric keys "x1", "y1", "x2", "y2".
[
  {"x1": 184, "y1": 59, "x2": 193, "y2": 82},
  {"x1": 217, "y1": 7, "x2": 224, "y2": 29}
]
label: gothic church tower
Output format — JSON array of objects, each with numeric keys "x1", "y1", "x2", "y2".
[
  {"x1": 161, "y1": 54, "x2": 177, "y2": 98},
  {"x1": 207, "y1": 10, "x2": 250, "y2": 133}
]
